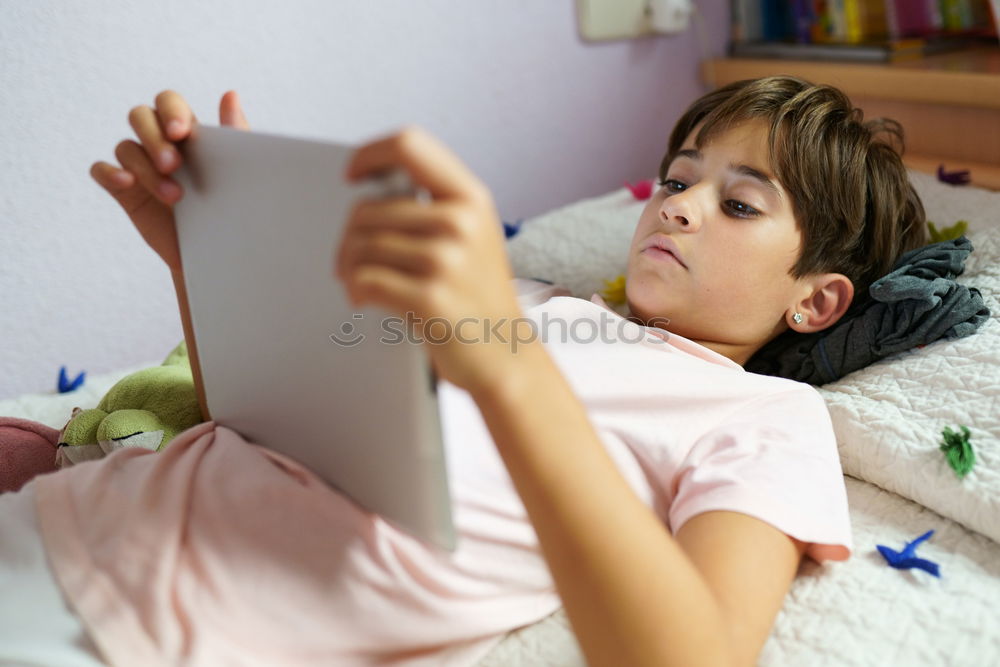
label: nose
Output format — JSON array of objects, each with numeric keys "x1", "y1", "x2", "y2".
[{"x1": 659, "y1": 187, "x2": 700, "y2": 232}]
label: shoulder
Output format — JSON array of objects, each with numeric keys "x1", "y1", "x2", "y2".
[
  {"x1": 712, "y1": 379, "x2": 836, "y2": 456},
  {"x1": 726, "y1": 373, "x2": 831, "y2": 424}
]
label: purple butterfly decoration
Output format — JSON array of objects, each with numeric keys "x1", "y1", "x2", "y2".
[
  {"x1": 876, "y1": 530, "x2": 941, "y2": 578},
  {"x1": 937, "y1": 165, "x2": 971, "y2": 186}
]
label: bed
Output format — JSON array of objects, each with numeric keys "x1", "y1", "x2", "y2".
[{"x1": 1, "y1": 169, "x2": 997, "y2": 665}]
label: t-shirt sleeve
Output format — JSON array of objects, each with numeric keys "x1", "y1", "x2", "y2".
[{"x1": 667, "y1": 387, "x2": 852, "y2": 564}]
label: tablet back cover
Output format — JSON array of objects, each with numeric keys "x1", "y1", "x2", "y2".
[{"x1": 173, "y1": 125, "x2": 455, "y2": 551}]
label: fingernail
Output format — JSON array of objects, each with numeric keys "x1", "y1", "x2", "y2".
[
  {"x1": 159, "y1": 180, "x2": 181, "y2": 200},
  {"x1": 159, "y1": 149, "x2": 176, "y2": 171},
  {"x1": 167, "y1": 120, "x2": 184, "y2": 138}
]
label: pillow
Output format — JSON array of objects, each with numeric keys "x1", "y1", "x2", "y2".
[{"x1": 506, "y1": 188, "x2": 645, "y2": 303}]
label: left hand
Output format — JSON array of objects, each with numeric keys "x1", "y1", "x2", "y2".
[{"x1": 336, "y1": 126, "x2": 528, "y2": 395}]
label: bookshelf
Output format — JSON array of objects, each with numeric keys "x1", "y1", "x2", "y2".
[{"x1": 702, "y1": 46, "x2": 1000, "y2": 189}]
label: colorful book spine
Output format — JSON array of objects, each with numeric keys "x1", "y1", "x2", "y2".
[
  {"x1": 727, "y1": 0, "x2": 997, "y2": 52},
  {"x1": 844, "y1": 0, "x2": 864, "y2": 41},
  {"x1": 827, "y1": 0, "x2": 849, "y2": 40},
  {"x1": 731, "y1": 0, "x2": 764, "y2": 42},
  {"x1": 761, "y1": 0, "x2": 790, "y2": 39},
  {"x1": 941, "y1": 0, "x2": 966, "y2": 30},
  {"x1": 926, "y1": 0, "x2": 945, "y2": 31},
  {"x1": 891, "y1": 0, "x2": 934, "y2": 38},
  {"x1": 791, "y1": 0, "x2": 816, "y2": 41}
]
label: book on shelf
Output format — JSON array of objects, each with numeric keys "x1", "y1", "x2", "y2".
[
  {"x1": 730, "y1": 0, "x2": 1000, "y2": 61},
  {"x1": 729, "y1": 34, "x2": 987, "y2": 61}
]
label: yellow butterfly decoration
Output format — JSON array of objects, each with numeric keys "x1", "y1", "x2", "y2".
[{"x1": 600, "y1": 274, "x2": 627, "y2": 306}]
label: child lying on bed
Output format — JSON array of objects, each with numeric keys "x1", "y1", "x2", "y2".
[{"x1": 0, "y1": 75, "x2": 927, "y2": 666}]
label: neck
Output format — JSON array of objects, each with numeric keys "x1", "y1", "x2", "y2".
[
  {"x1": 626, "y1": 314, "x2": 767, "y2": 367},
  {"x1": 690, "y1": 340, "x2": 756, "y2": 366}
]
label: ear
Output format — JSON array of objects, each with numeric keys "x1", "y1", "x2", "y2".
[{"x1": 789, "y1": 274, "x2": 854, "y2": 333}]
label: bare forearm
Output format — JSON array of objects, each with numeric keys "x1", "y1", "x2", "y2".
[
  {"x1": 170, "y1": 269, "x2": 210, "y2": 422},
  {"x1": 470, "y1": 342, "x2": 732, "y2": 667}
]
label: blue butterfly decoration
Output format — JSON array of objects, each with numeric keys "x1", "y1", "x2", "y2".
[
  {"x1": 502, "y1": 219, "x2": 523, "y2": 239},
  {"x1": 876, "y1": 530, "x2": 941, "y2": 578},
  {"x1": 58, "y1": 366, "x2": 86, "y2": 393}
]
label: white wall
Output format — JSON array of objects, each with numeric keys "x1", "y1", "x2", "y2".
[{"x1": 0, "y1": 0, "x2": 728, "y2": 399}]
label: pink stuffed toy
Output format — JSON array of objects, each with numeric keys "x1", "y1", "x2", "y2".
[{"x1": 0, "y1": 417, "x2": 59, "y2": 493}]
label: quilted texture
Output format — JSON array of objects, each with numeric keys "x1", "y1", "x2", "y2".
[
  {"x1": 818, "y1": 199, "x2": 1000, "y2": 545},
  {"x1": 479, "y1": 477, "x2": 1000, "y2": 667},
  {"x1": 506, "y1": 188, "x2": 643, "y2": 301}
]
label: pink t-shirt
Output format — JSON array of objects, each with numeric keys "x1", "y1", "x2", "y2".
[{"x1": 35, "y1": 280, "x2": 852, "y2": 666}]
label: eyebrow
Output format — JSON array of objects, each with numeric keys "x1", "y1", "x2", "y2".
[{"x1": 672, "y1": 148, "x2": 783, "y2": 200}]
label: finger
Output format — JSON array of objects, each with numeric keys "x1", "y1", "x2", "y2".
[
  {"x1": 350, "y1": 197, "x2": 457, "y2": 235},
  {"x1": 90, "y1": 158, "x2": 163, "y2": 219},
  {"x1": 335, "y1": 198, "x2": 450, "y2": 280},
  {"x1": 113, "y1": 139, "x2": 182, "y2": 205},
  {"x1": 345, "y1": 126, "x2": 485, "y2": 202},
  {"x1": 349, "y1": 263, "x2": 427, "y2": 313},
  {"x1": 219, "y1": 90, "x2": 250, "y2": 130},
  {"x1": 154, "y1": 89, "x2": 198, "y2": 142},
  {"x1": 340, "y1": 229, "x2": 439, "y2": 280},
  {"x1": 128, "y1": 104, "x2": 183, "y2": 175},
  {"x1": 90, "y1": 160, "x2": 136, "y2": 192}
]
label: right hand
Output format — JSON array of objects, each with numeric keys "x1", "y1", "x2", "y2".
[{"x1": 90, "y1": 90, "x2": 250, "y2": 273}]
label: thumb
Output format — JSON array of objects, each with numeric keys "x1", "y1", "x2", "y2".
[{"x1": 219, "y1": 90, "x2": 250, "y2": 130}]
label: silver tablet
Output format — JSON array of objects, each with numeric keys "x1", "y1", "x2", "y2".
[{"x1": 173, "y1": 124, "x2": 455, "y2": 551}]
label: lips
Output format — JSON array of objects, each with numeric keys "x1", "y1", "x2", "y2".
[{"x1": 643, "y1": 235, "x2": 687, "y2": 268}]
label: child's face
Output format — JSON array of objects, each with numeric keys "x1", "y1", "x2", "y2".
[{"x1": 625, "y1": 119, "x2": 806, "y2": 362}]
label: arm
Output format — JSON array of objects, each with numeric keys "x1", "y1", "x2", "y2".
[
  {"x1": 171, "y1": 269, "x2": 210, "y2": 421},
  {"x1": 471, "y1": 342, "x2": 803, "y2": 667},
  {"x1": 338, "y1": 128, "x2": 803, "y2": 666},
  {"x1": 89, "y1": 88, "x2": 248, "y2": 423}
]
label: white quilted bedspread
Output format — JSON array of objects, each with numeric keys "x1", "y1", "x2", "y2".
[
  {"x1": 818, "y1": 174, "x2": 1000, "y2": 546},
  {"x1": 821, "y1": 238, "x2": 1000, "y2": 545},
  {"x1": 479, "y1": 476, "x2": 1000, "y2": 667}
]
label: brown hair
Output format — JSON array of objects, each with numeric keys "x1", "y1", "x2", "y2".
[{"x1": 661, "y1": 75, "x2": 928, "y2": 312}]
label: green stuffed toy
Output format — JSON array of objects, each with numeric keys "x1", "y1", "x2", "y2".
[{"x1": 55, "y1": 341, "x2": 203, "y2": 467}]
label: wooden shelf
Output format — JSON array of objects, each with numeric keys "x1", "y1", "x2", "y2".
[{"x1": 701, "y1": 47, "x2": 1000, "y2": 190}]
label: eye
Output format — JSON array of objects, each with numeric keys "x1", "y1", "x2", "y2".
[
  {"x1": 657, "y1": 178, "x2": 686, "y2": 194},
  {"x1": 658, "y1": 178, "x2": 763, "y2": 219},
  {"x1": 725, "y1": 199, "x2": 761, "y2": 219}
]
